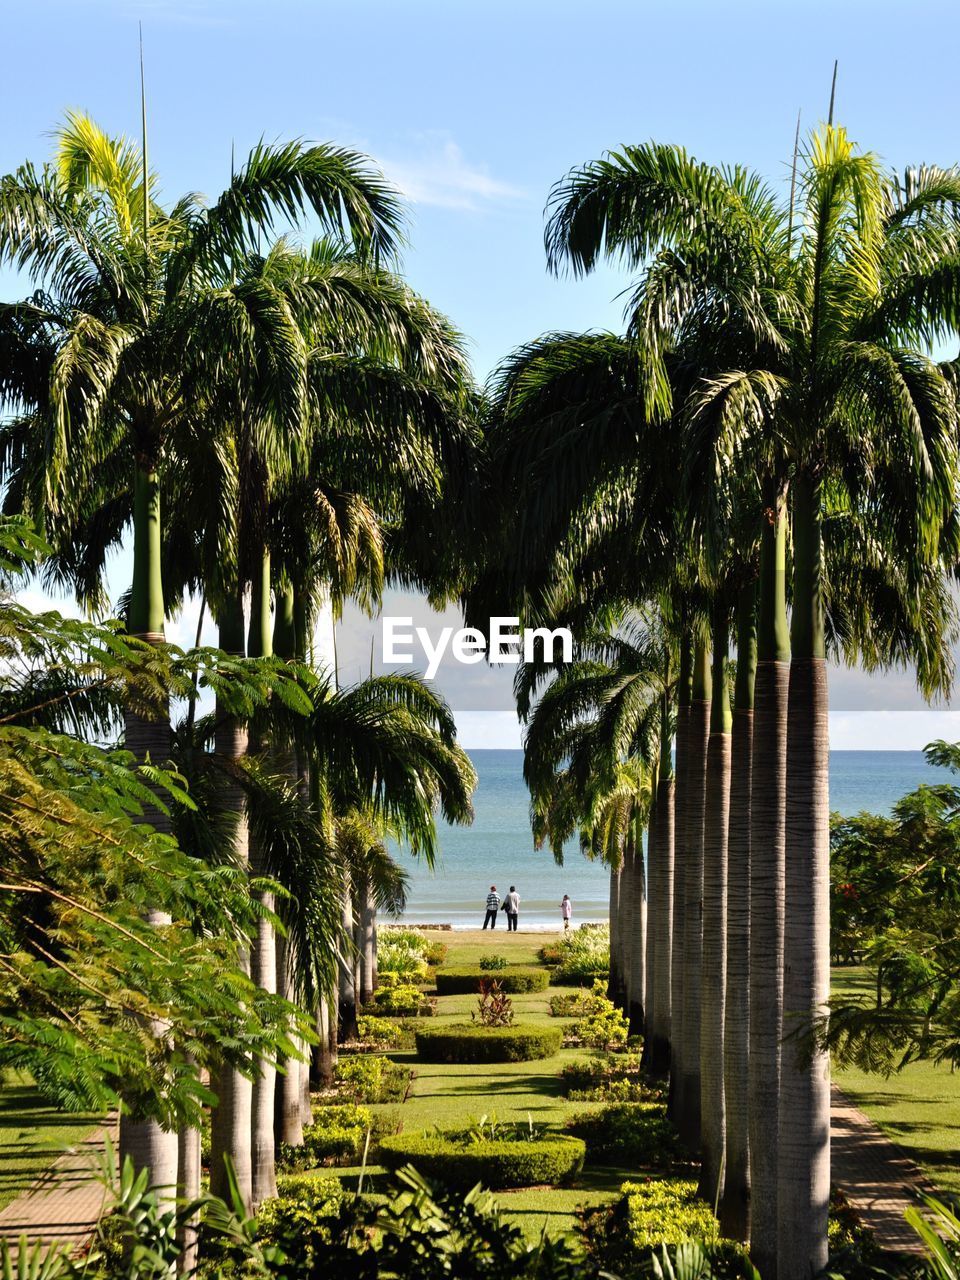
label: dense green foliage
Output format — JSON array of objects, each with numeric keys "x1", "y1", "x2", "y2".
[
  {"x1": 436, "y1": 967, "x2": 549, "y2": 995},
  {"x1": 414, "y1": 1024, "x2": 562, "y2": 1063},
  {"x1": 276, "y1": 1104, "x2": 399, "y2": 1169},
  {"x1": 378, "y1": 1133, "x2": 586, "y2": 1189},
  {"x1": 567, "y1": 1102, "x2": 681, "y2": 1166},
  {"x1": 822, "y1": 742, "x2": 960, "y2": 1071},
  {"x1": 333, "y1": 1054, "x2": 412, "y2": 1104}
]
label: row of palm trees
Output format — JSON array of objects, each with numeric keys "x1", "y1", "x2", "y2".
[
  {"x1": 0, "y1": 113, "x2": 477, "y2": 1229},
  {"x1": 4, "y1": 104, "x2": 960, "y2": 1280},
  {"x1": 475, "y1": 127, "x2": 960, "y2": 1280}
]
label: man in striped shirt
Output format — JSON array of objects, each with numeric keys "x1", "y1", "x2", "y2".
[{"x1": 483, "y1": 886, "x2": 500, "y2": 929}]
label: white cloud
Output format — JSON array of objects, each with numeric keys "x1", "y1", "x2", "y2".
[
  {"x1": 829, "y1": 710, "x2": 960, "y2": 751},
  {"x1": 378, "y1": 136, "x2": 526, "y2": 211}
]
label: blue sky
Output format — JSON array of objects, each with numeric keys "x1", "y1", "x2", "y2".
[{"x1": 4, "y1": 0, "x2": 960, "y2": 744}]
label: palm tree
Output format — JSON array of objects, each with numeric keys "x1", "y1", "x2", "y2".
[
  {"x1": 0, "y1": 112, "x2": 404, "y2": 1193},
  {"x1": 545, "y1": 132, "x2": 960, "y2": 1276},
  {"x1": 677, "y1": 631, "x2": 709, "y2": 1148},
  {"x1": 699, "y1": 602, "x2": 731, "y2": 1206},
  {"x1": 719, "y1": 580, "x2": 757, "y2": 1240}
]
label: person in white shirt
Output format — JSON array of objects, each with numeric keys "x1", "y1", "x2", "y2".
[
  {"x1": 483, "y1": 886, "x2": 500, "y2": 929},
  {"x1": 560, "y1": 895, "x2": 572, "y2": 930},
  {"x1": 503, "y1": 886, "x2": 520, "y2": 932}
]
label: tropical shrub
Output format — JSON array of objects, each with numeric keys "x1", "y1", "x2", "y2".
[
  {"x1": 255, "y1": 1174, "x2": 347, "y2": 1266},
  {"x1": 546, "y1": 927, "x2": 610, "y2": 983},
  {"x1": 480, "y1": 954, "x2": 508, "y2": 970},
  {"x1": 423, "y1": 939, "x2": 449, "y2": 967},
  {"x1": 276, "y1": 1104, "x2": 399, "y2": 1169},
  {"x1": 572, "y1": 983, "x2": 629, "y2": 1047},
  {"x1": 370, "y1": 983, "x2": 433, "y2": 1016},
  {"x1": 549, "y1": 989, "x2": 596, "y2": 1017},
  {"x1": 435, "y1": 967, "x2": 549, "y2": 995},
  {"x1": 378, "y1": 1132, "x2": 586, "y2": 1189},
  {"x1": 414, "y1": 1024, "x2": 562, "y2": 1063},
  {"x1": 560, "y1": 1053, "x2": 659, "y2": 1102},
  {"x1": 472, "y1": 979, "x2": 515, "y2": 1027},
  {"x1": 356, "y1": 1014, "x2": 406, "y2": 1049},
  {"x1": 567, "y1": 1102, "x2": 680, "y2": 1166},
  {"x1": 334, "y1": 1055, "x2": 412, "y2": 1104}
]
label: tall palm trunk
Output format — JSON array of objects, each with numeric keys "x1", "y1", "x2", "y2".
[
  {"x1": 608, "y1": 862, "x2": 624, "y2": 1006},
  {"x1": 176, "y1": 1107, "x2": 201, "y2": 1276},
  {"x1": 275, "y1": 937, "x2": 304, "y2": 1148},
  {"x1": 620, "y1": 847, "x2": 635, "y2": 1016},
  {"x1": 209, "y1": 595, "x2": 254, "y2": 1211},
  {"x1": 248, "y1": 548, "x2": 277, "y2": 1206},
  {"x1": 749, "y1": 496, "x2": 789, "y2": 1278},
  {"x1": 339, "y1": 882, "x2": 360, "y2": 1041},
  {"x1": 272, "y1": 586, "x2": 305, "y2": 1150},
  {"x1": 642, "y1": 788, "x2": 660, "y2": 1039},
  {"x1": 677, "y1": 634, "x2": 710, "y2": 1148},
  {"x1": 669, "y1": 634, "x2": 693, "y2": 1119},
  {"x1": 779, "y1": 472, "x2": 830, "y2": 1280},
  {"x1": 719, "y1": 582, "x2": 756, "y2": 1241},
  {"x1": 314, "y1": 995, "x2": 337, "y2": 1088},
  {"x1": 627, "y1": 826, "x2": 647, "y2": 1036},
  {"x1": 648, "y1": 677, "x2": 674, "y2": 1075},
  {"x1": 120, "y1": 466, "x2": 179, "y2": 1199},
  {"x1": 359, "y1": 879, "x2": 377, "y2": 1005},
  {"x1": 699, "y1": 607, "x2": 731, "y2": 1206}
]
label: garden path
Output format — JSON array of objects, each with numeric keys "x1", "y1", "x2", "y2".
[
  {"x1": 0, "y1": 1123, "x2": 115, "y2": 1252},
  {"x1": 831, "y1": 1086, "x2": 932, "y2": 1257}
]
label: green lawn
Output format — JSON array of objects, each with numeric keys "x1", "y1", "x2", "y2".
[
  {"x1": 0, "y1": 1074, "x2": 100, "y2": 1211},
  {"x1": 342, "y1": 929, "x2": 627, "y2": 1241},
  {"x1": 831, "y1": 968, "x2": 960, "y2": 1196}
]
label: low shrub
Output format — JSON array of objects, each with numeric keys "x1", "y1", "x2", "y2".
[
  {"x1": 378, "y1": 927, "x2": 432, "y2": 980},
  {"x1": 334, "y1": 1054, "x2": 413, "y2": 1104},
  {"x1": 370, "y1": 983, "x2": 434, "y2": 1016},
  {"x1": 378, "y1": 1132, "x2": 586, "y2": 1189},
  {"x1": 435, "y1": 967, "x2": 549, "y2": 995},
  {"x1": 423, "y1": 939, "x2": 448, "y2": 966},
  {"x1": 575, "y1": 1003, "x2": 629, "y2": 1049},
  {"x1": 479, "y1": 953, "x2": 508, "y2": 971},
  {"x1": 559, "y1": 1053, "x2": 661, "y2": 1103},
  {"x1": 545, "y1": 925, "x2": 610, "y2": 981},
  {"x1": 579, "y1": 1178, "x2": 757, "y2": 1280},
  {"x1": 356, "y1": 1014, "x2": 405, "y2": 1049},
  {"x1": 277, "y1": 1103, "x2": 400, "y2": 1170},
  {"x1": 548, "y1": 989, "x2": 596, "y2": 1017},
  {"x1": 255, "y1": 1174, "x2": 346, "y2": 1266},
  {"x1": 567, "y1": 1102, "x2": 680, "y2": 1166},
  {"x1": 414, "y1": 1023, "x2": 562, "y2": 1063},
  {"x1": 537, "y1": 940, "x2": 564, "y2": 966}
]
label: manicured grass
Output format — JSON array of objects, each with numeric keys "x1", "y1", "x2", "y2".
[
  {"x1": 831, "y1": 968, "x2": 960, "y2": 1195},
  {"x1": 0, "y1": 1075, "x2": 100, "y2": 1211},
  {"x1": 333, "y1": 929, "x2": 621, "y2": 1240}
]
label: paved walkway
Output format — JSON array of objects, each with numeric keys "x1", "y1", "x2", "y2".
[
  {"x1": 0, "y1": 1125, "x2": 115, "y2": 1252},
  {"x1": 831, "y1": 1086, "x2": 932, "y2": 1256},
  {"x1": 0, "y1": 1098, "x2": 935, "y2": 1258}
]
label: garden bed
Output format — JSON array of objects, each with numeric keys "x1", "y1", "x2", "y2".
[
  {"x1": 378, "y1": 1132, "x2": 586, "y2": 1189},
  {"x1": 434, "y1": 966, "x2": 549, "y2": 995},
  {"x1": 414, "y1": 1023, "x2": 562, "y2": 1063}
]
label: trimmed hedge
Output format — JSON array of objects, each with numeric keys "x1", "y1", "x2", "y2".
[
  {"x1": 567, "y1": 1102, "x2": 680, "y2": 1166},
  {"x1": 435, "y1": 966, "x2": 549, "y2": 995},
  {"x1": 378, "y1": 1133, "x2": 585, "y2": 1189},
  {"x1": 414, "y1": 1023, "x2": 562, "y2": 1063}
]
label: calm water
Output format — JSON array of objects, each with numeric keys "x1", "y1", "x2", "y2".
[{"x1": 395, "y1": 749, "x2": 954, "y2": 929}]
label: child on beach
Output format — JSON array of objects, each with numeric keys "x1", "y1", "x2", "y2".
[{"x1": 559, "y1": 895, "x2": 572, "y2": 929}]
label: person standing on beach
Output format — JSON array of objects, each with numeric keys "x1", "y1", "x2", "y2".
[
  {"x1": 559, "y1": 895, "x2": 572, "y2": 930},
  {"x1": 503, "y1": 885, "x2": 520, "y2": 932},
  {"x1": 483, "y1": 886, "x2": 500, "y2": 929}
]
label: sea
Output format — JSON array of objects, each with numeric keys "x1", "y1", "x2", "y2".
[{"x1": 394, "y1": 749, "x2": 955, "y2": 930}]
